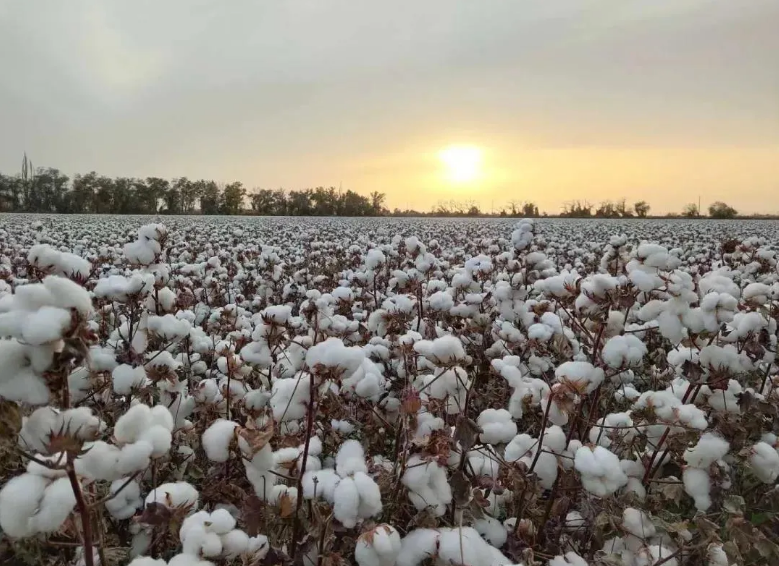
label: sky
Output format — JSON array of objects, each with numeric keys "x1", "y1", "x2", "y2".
[{"x1": 1, "y1": 0, "x2": 777, "y2": 214}]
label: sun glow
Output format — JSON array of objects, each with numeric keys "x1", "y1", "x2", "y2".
[{"x1": 438, "y1": 145, "x2": 483, "y2": 184}]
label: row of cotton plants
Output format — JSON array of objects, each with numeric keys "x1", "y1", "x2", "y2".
[{"x1": 1, "y1": 214, "x2": 778, "y2": 566}]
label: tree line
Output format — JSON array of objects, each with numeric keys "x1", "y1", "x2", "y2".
[
  {"x1": 0, "y1": 155, "x2": 387, "y2": 216},
  {"x1": 0, "y1": 155, "x2": 742, "y2": 219}
]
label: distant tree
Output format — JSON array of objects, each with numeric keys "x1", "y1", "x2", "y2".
[
  {"x1": 682, "y1": 203, "x2": 700, "y2": 218},
  {"x1": 199, "y1": 181, "x2": 221, "y2": 215},
  {"x1": 287, "y1": 189, "x2": 313, "y2": 216},
  {"x1": 176, "y1": 178, "x2": 201, "y2": 214},
  {"x1": 221, "y1": 182, "x2": 246, "y2": 215},
  {"x1": 708, "y1": 201, "x2": 738, "y2": 219},
  {"x1": 467, "y1": 204, "x2": 481, "y2": 216},
  {"x1": 615, "y1": 199, "x2": 632, "y2": 217},
  {"x1": 561, "y1": 200, "x2": 592, "y2": 217},
  {"x1": 634, "y1": 200, "x2": 650, "y2": 218},
  {"x1": 370, "y1": 191, "x2": 386, "y2": 215},
  {"x1": 521, "y1": 201, "x2": 539, "y2": 217},
  {"x1": 595, "y1": 201, "x2": 619, "y2": 218}
]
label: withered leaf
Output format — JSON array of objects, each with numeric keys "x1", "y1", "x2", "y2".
[
  {"x1": 450, "y1": 469, "x2": 472, "y2": 508},
  {"x1": 454, "y1": 415, "x2": 482, "y2": 453},
  {"x1": 137, "y1": 502, "x2": 172, "y2": 526},
  {"x1": 279, "y1": 491, "x2": 295, "y2": 519},
  {"x1": 238, "y1": 417, "x2": 274, "y2": 457}
]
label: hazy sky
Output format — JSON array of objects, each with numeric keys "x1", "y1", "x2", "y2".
[{"x1": 1, "y1": 0, "x2": 777, "y2": 213}]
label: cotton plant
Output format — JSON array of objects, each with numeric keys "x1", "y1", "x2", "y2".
[
  {"x1": 302, "y1": 440, "x2": 382, "y2": 528},
  {"x1": 3, "y1": 216, "x2": 779, "y2": 565}
]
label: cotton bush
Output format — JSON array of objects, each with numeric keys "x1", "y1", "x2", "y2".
[{"x1": 0, "y1": 215, "x2": 778, "y2": 566}]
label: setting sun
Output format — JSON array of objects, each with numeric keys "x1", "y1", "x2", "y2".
[{"x1": 438, "y1": 145, "x2": 483, "y2": 184}]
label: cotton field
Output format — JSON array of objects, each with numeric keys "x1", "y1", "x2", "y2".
[{"x1": 1, "y1": 214, "x2": 779, "y2": 566}]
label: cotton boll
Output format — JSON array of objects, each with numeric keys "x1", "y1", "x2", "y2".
[
  {"x1": 477, "y1": 409, "x2": 517, "y2": 444},
  {"x1": 105, "y1": 478, "x2": 142, "y2": 520},
  {"x1": 336, "y1": 439, "x2": 368, "y2": 477},
  {"x1": 18, "y1": 406, "x2": 59, "y2": 453},
  {"x1": 222, "y1": 529, "x2": 251, "y2": 558},
  {"x1": 574, "y1": 446, "x2": 629, "y2": 497},
  {"x1": 117, "y1": 441, "x2": 154, "y2": 475},
  {"x1": 353, "y1": 471, "x2": 383, "y2": 519},
  {"x1": 555, "y1": 361, "x2": 604, "y2": 394},
  {"x1": 683, "y1": 433, "x2": 729, "y2": 468},
  {"x1": 333, "y1": 476, "x2": 361, "y2": 528},
  {"x1": 21, "y1": 306, "x2": 72, "y2": 345},
  {"x1": 112, "y1": 364, "x2": 146, "y2": 395},
  {"x1": 397, "y1": 529, "x2": 440, "y2": 566},
  {"x1": 474, "y1": 516, "x2": 508, "y2": 547},
  {"x1": 0, "y1": 473, "x2": 48, "y2": 537},
  {"x1": 302, "y1": 469, "x2": 341, "y2": 502},
  {"x1": 202, "y1": 419, "x2": 238, "y2": 462},
  {"x1": 683, "y1": 467, "x2": 712, "y2": 511},
  {"x1": 355, "y1": 524, "x2": 402, "y2": 566},
  {"x1": 145, "y1": 481, "x2": 199, "y2": 510},
  {"x1": 208, "y1": 507, "x2": 237, "y2": 534},
  {"x1": 43, "y1": 275, "x2": 92, "y2": 316},
  {"x1": 29, "y1": 476, "x2": 77, "y2": 533},
  {"x1": 707, "y1": 543, "x2": 731, "y2": 566},
  {"x1": 749, "y1": 442, "x2": 779, "y2": 484},
  {"x1": 622, "y1": 508, "x2": 655, "y2": 539},
  {"x1": 114, "y1": 403, "x2": 152, "y2": 444},
  {"x1": 137, "y1": 426, "x2": 172, "y2": 458}
]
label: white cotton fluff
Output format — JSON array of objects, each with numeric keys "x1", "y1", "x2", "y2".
[
  {"x1": 548, "y1": 552, "x2": 588, "y2": 566},
  {"x1": 683, "y1": 467, "x2": 713, "y2": 511},
  {"x1": 145, "y1": 481, "x2": 199, "y2": 511},
  {"x1": 473, "y1": 515, "x2": 508, "y2": 548},
  {"x1": 0, "y1": 472, "x2": 77, "y2": 536},
  {"x1": 477, "y1": 409, "x2": 517, "y2": 444},
  {"x1": 355, "y1": 524, "x2": 402, "y2": 566},
  {"x1": 683, "y1": 433, "x2": 730, "y2": 469},
  {"x1": 574, "y1": 446, "x2": 629, "y2": 497},
  {"x1": 601, "y1": 334, "x2": 647, "y2": 369},
  {"x1": 306, "y1": 337, "x2": 365, "y2": 376},
  {"x1": 0, "y1": 473, "x2": 49, "y2": 537},
  {"x1": 147, "y1": 314, "x2": 191, "y2": 341},
  {"x1": 271, "y1": 373, "x2": 311, "y2": 422},
  {"x1": 555, "y1": 361, "x2": 604, "y2": 394},
  {"x1": 202, "y1": 419, "x2": 239, "y2": 462},
  {"x1": 413, "y1": 335, "x2": 466, "y2": 364},
  {"x1": 29, "y1": 476, "x2": 77, "y2": 533},
  {"x1": 402, "y1": 455, "x2": 452, "y2": 516},
  {"x1": 19, "y1": 406, "x2": 102, "y2": 454},
  {"x1": 397, "y1": 527, "x2": 512, "y2": 566},
  {"x1": 105, "y1": 478, "x2": 143, "y2": 519},
  {"x1": 21, "y1": 306, "x2": 72, "y2": 345},
  {"x1": 112, "y1": 364, "x2": 147, "y2": 395},
  {"x1": 333, "y1": 476, "x2": 362, "y2": 528},
  {"x1": 707, "y1": 544, "x2": 731, "y2": 566},
  {"x1": 622, "y1": 508, "x2": 655, "y2": 539},
  {"x1": 113, "y1": 404, "x2": 174, "y2": 460},
  {"x1": 749, "y1": 442, "x2": 779, "y2": 484}
]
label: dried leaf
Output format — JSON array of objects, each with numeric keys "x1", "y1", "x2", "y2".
[
  {"x1": 137, "y1": 502, "x2": 172, "y2": 527},
  {"x1": 723, "y1": 495, "x2": 745, "y2": 514},
  {"x1": 238, "y1": 418, "x2": 274, "y2": 457},
  {"x1": 454, "y1": 415, "x2": 481, "y2": 453},
  {"x1": 279, "y1": 491, "x2": 295, "y2": 519},
  {"x1": 450, "y1": 469, "x2": 471, "y2": 508}
]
